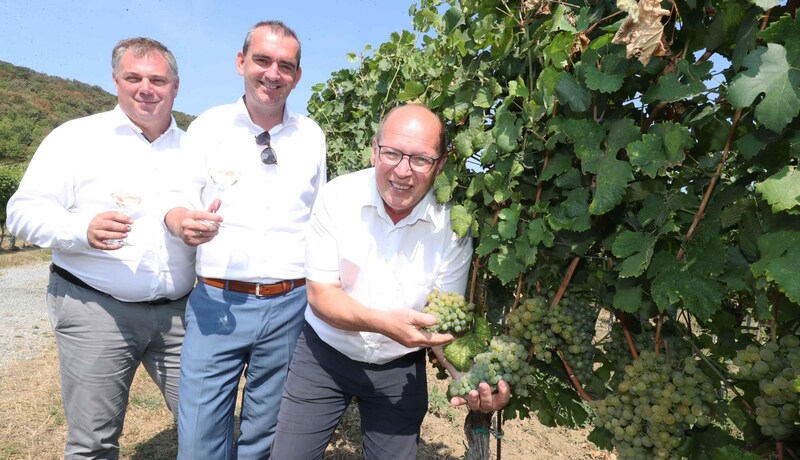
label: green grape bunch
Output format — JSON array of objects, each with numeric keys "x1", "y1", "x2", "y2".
[
  {"x1": 423, "y1": 289, "x2": 475, "y2": 333},
  {"x1": 507, "y1": 292, "x2": 599, "y2": 383},
  {"x1": 590, "y1": 350, "x2": 716, "y2": 460},
  {"x1": 448, "y1": 334, "x2": 538, "y2": 399},
  {"x1": 732, "y1": 334, "x2": 800, "y2": 440}
]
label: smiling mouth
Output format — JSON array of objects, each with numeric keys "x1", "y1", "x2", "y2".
[{"x1": 391, "y1": 182, "x2": 410, "y2": 191}]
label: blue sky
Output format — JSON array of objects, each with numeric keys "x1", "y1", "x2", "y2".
[{"x1": 0, "y1": 0, "x2": 418, "y2": 116}]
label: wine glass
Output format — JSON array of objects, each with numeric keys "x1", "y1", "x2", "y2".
[
  {"x1": 200, "y1": 159, "x2": 240, "y2": 227},
  {"x1": 107, "y1": 190, "x2": 142, "y2": 246}
]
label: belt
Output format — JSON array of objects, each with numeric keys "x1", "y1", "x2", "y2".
[
  {"x1": 198, "y1": 276, "x2": 306, "y2": 297},
  {"x1": 50, "y1": 264, "x2": 186, "y2": 306}
]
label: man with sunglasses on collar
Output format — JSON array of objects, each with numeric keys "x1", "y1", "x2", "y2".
[
  {"x1": 163, "y1": 20, "x2": 326, "y2": 460},
  {"x1": 7, "y1": 37, "x2": 192, "y2": 459},
  {"x1": 269, "y1": 104, "x2": 509, "y2": 459}
]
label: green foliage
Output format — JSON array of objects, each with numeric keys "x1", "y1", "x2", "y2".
[{"x1": 307, "y1": 0, "x2": 800, "y2": 457}]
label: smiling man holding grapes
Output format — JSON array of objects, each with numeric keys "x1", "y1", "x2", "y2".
[{"x1": 6, "y1": 37, "x2": 194, "y2": 459}]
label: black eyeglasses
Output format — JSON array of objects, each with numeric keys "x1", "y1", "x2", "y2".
[
  {"x1": 377, "y1": 144, "x2": 440, "y2": 173},
  {"x1": 256, "y1": 131, "x2": 277, "y2": 165}
]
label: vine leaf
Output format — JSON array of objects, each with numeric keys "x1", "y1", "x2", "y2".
[
  {"x1": 613, "y1": 283, "x2": 642, "y2": 313},
  {"x1": 728, "y1": 43, "x2": 800, "y2": 133},
  {"x1": 585, "y1": 64, "x2": 625, "y2": 94},
  {"x1": 612, "y1": 230, "x2": 658, "y2": 277},
  {"x1": 758, "y1": 13, "x2": 800, "y2": 48},
  {"x1": 751, "y1": 230, "x2": 800, "y2": 304},
  {"x1": 450, "y1": 204, "x2": 473, "y2": 239},
  {"x1": 755, "y1": 165, "x2": 800, "y2": 214},
  {"x1": 494, "y1": 106, "x2": 522, "y2": 153},
  {"x1": 642, "y1": 60, "x2": 712, "y2": 103},
  {"x1": 628, "y1": 133, "x2": 665, "y2": 178},
  {"x1": 397, "y1": 81, "x2": 426, "y2": 101},
  {"x1": 556, "y1": 72, "x2": 591, "y2": 112},
  {"x1": 498, "y1": 204, "x2": 522, "y2": 239},
  {"x1": 488, "y1": 243, "x2": 525, "y2": 284},
  {"x1": 590, "y1": 155, "x2": 634, "y2": 215},
  {"x1": 611, "y1": 0, "x2": 671, "y2": 65},
  {"x1": 648, "y1": 250, "x2": 725, "y2": 320}
]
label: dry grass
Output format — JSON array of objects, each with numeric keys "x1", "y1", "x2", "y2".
[
  {"x1": 0, "y1": 246, "x2": 50, "y2": 270},
  {"x1": 0, "y1": 342, "x2": 607, "y2": 460},
  {"x1": 0, "y1": 246, "x2": 607, "y2": 459}
]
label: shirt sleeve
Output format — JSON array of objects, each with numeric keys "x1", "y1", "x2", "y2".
[
  {"x1": 6, "y1": 126, "x2": 95, "y2": 250},
  {"x1": 304, "y1": 184, "x2": 341, "y2": 284},
  {"x1": 434, "y1": 220, "x2": 473, "y2": 296},
  {"x1": 159, "y1": 120, "x2": 207, "y2": 216}
]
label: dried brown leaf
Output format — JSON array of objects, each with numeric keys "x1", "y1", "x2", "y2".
[{"x1": 612, "y1": 0, "x2": 671, "y2": 65}]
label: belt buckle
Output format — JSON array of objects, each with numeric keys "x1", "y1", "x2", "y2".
[{"x1": 255, "y1": 283, "x2": 267, "y2": 297}]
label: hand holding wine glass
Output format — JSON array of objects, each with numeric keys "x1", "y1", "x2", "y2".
[
  {"x1": 106, "y1": 190, "x2": 142, "y2": 246},
  {"x1": 200, "y1": 158, "x2": 240, "y2": 227}
]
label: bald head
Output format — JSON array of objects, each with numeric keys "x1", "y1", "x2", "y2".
[{"x1": 376, "y1": 104, "x2": 447, "y2": 157}]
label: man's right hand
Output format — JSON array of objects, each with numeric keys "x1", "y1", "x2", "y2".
[
  {"x1": 164, "y1": 201, "x2": 222, "y2": 247},
  {"x1": 87, "y1": 210, "x2": 133, "y2": 250},
  {"x1": 378, "y1": 309, "x2": 455, "y2": 349}
]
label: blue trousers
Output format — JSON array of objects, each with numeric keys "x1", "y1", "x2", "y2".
[
  {"x1": 177, "y1": 281, "x2": 307, "y2": 460},
  {"x1": 270, "y1": 325, "x2": 429, "y2": 460}
]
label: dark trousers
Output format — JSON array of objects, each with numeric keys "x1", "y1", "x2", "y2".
[{"x1": 270, "y1": 324, "x2": 428, "y2": 460}]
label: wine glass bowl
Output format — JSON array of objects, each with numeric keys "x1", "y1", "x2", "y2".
[
  {"x1": 107, "y1": 191, "x2": 142, "y2": 246},
  {"x1": 199, "y1": 161, "x2": 241, "y2": 227}
]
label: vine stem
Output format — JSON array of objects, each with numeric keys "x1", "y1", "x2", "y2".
[
  {"x1": 550, "y1": 256, "x2": 580, "y2": 308},
  {"x1": 617, "y1": 311, "x2": 640, "y2": 360},
  {"x1": 654, "y1": 311, "x2": 666, "y2": 355},
  {"x1": 546, "y1": 256, "x2": 593, "y2": 400},
  {"x1": 557, "y1": 350, "x2": 593, "y2": 401},
  {"x1": 677, "y1": 109, "x2": 742, "y2": 260},
  {"x1": 677, "y1": 310, "x2": 757, "y2": 416}
]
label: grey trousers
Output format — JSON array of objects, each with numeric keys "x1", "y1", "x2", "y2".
[{"x1": 47, "y1": 270, "x2": 186, "y2": 460}]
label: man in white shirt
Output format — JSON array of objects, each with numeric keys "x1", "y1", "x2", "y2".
[
  {"x1": 6, "y1": 37, "x2": 192, "y2": 459},
  {"x1": 270, "y1": 104, "x2": 510, "y2": 459},
  {"x1": 163, "y1": 21, "x2": 326, "y2": 459}
]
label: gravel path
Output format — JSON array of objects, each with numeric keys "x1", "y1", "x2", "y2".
[{"x1": 0, "y1": 262, "x2": 52, "y2": 369}]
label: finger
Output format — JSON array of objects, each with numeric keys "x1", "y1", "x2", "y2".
[
  {"x1": 208, "y1": 197, "x2": 222, "y2": 213},
  {"x1": 478, "y1": 382, "x2": 494, "y2": 410}
]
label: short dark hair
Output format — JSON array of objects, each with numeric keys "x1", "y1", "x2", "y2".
[
  {"x1": 242, "y1": 20, "x2": 302, "y2": 67},
  {"x1": 112, "y1": 37, "x2": 178, "y2": 79},
  {"x1": 376, "y1": 104, "x2": 448, "y2": 157}
]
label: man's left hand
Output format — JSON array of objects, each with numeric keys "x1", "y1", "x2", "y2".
[{"x1": 451, "y1": 380, "x2": 511, "y2": 413}]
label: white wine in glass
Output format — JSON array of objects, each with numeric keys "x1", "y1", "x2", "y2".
[
  {"x1": 107, "y1": 191, "x2": 142, "y2": 246},
  {"x1": 208, "y1": 167, "x2": 240, "y2": 192},
  {"x1": 200, "y1": 163, "x2": 240, "y2": 227}
]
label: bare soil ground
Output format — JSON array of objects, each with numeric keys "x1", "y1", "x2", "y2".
[
  {"x1": 0, "y1": 344, "x2": 614, "y2": 459},
  {"x1": 0, "y1": 246, "x2": 615, "y2": 459}
]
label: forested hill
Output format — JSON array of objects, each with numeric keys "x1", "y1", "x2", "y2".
[{"x1": 0, "y1": 60, "x2": 195, "y2": 166}]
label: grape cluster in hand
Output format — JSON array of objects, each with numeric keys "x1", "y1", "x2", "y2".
[
  {"x1": 732, "y1": 334, "x2": 800, "y2": 440},
  {"x1": 591, "y1": 350, "x2": 715, "y2": 460},
  {"x1": 448, "y1": 334, "x2": 538, "y2": 399},
  {"x1": 423, "y1": 289, "x2": 475, "y2": 333}
]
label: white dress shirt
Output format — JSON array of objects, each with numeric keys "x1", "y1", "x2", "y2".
[
  {"x1": 7, "y1": 106, "x2": 196, "y2": 302},
  {"x1": 304, "y1": 168, "x2": 473, "y2": 364},
  {"x1": 168, "y1": 97, "x2": 327, "y2": 283}
]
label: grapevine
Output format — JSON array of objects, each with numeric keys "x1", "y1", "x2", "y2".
[
  {"x1": 590, "y1": 350, "x2": 716, "y2": 459},
  {"x1": 308, "y1": 0, "x2": 800, "y2": 457},
  {"x1": 732, "y1": 335, "x2": 800, "y2": 440}
]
